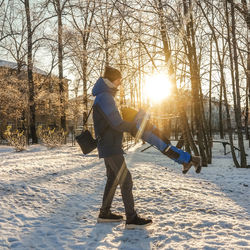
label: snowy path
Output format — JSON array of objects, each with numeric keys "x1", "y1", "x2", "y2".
[{"x1": 0, "y1": 143, "x2": 250, "y2": 249}]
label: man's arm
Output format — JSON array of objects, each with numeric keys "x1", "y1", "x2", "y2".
[{"x1": 95, "y1": 93, "x2": 134, "y2": 133}]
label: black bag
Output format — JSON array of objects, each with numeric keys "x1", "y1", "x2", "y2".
[
  {"x1": 75, "y1": 129, "x2": 97, "y2": 154},
  {"x1": 75, "y1": 106, "x2": 97, "y2": 154}
]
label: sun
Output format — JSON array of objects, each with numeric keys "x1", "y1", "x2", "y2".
[{"x1": 144, "y1": 73, "x2": 172, "y2": 103}]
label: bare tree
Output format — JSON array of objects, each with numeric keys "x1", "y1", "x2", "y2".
[
  {"x1": 0, "y1": 1, "x2": 27, "y2": 72},
  {"x1": 21, "y1": 0, "x2": 56, "y2": 143},
  {"x1": 23, "y1": 0, "x2": 38, "y2": 143},
  {"x1": 226, "y1": 0, "x2": 250, "y2": 146},
  {"x1": 181, "y1": 0, "x2": 212, "y2": 166},
  {"x1": 67, "y1": 0, "x2": 96, "y2": 126},
  {"x1": 0, "y1": 0, "x2": 57, "y2": 143},
  {"x1": 198, "y1": 0, "x2": 240, "y2": 167},
  {"x1": 46, "y1": 0, "x2": 70, "y2": 131},
  {"x1": 227, "y1": 0, "x2": 247, "y2": 167},
  {"x1": 152, "y1": 0, "x2": 200, "y2": 156}
]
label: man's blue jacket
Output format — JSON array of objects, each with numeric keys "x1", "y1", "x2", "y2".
[
  {"x1": 92, "y1": 77, "x2": 191, "y2": 164},
  {"x1": 92, "y1": 78, "x2": 133, "y2": 158}
]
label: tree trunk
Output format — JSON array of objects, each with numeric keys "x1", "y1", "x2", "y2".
[
  {"x1": 24, "y1": 0, "x2": 37, "y2": 144},
  {"x1": 119, "y1": 19, "x2": 125, "y2": 106},
  {"x1": 56, "y1": 0, "x2": 66, "y2": 131},
  {"x1": 208, "y1": 32, "x2": 213, "y2": 163},
  {"x1": 230, "y1": 1, "x2": 247, "y2": 167},
  {"x1": 227, "y1": 0, "x2": 250, "y2": 148},
  {"x1": 69, "y1": 0, "x2": 95, "y2": 129},
  {"x1": 209, "y1": 35, "x2": 212, "y2": 139},
  {"x1": 242, "y1": 0, "x2": 250, "y2": 146},
  {"x1": 198, "y1": 0, "x2": 240, "y2": 167},
  {"x1": 219, "y1": 82, "x2": 224, "y2": 139},
  {"x1": 183, "y1": 0, "x2": 209, "y2": 166},
  {"x1": 245, "y1": 81, "x2": 249, "y2": 142},
  {"x1": 156, "y1": 0, "x2": 199, "y2": 156},
  {"x1": 82, "y1": 42, "x2": 88, "y2": 128}
]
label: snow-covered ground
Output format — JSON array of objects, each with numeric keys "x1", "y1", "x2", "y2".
[{"x1": 0, "y1": 142, "x2": 250, "y2": 249}]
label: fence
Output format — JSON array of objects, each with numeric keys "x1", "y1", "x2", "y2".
[{"x1": 0, "y1": 123, "x2": 247, "y2": 153}]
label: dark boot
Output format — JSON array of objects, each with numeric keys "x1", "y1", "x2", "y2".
[
  {"x1": 125, "y1": 215, "x2": 152, "y2": 229},
  {"x1": 97, "y1": 210, "x2": 123, "y2": 223}
]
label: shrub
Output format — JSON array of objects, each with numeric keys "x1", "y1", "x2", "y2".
[
  {"x1": 4, "y1": 125, "x2": 27, "y2": 152},
  {"x1": 37, "y1": 126, "x2": 67, "y2": 149}
]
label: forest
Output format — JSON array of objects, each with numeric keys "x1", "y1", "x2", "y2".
[{"x1": 0, "y1": 0, "x2": 249, "y2": 167}]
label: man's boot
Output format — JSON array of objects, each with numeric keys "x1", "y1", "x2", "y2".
[{"x1": 97, "y1": 209, "x2": 123, "y2": 223}]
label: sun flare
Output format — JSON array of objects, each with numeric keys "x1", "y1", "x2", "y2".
[{"x1": 144, "y1": 73, "x2": 172, "y2": 103}]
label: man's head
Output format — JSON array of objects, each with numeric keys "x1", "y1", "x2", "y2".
[{"x1": 103, "y1": 66, "x2": 122, "y2": 87}]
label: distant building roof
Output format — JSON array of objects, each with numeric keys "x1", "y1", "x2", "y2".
[{"x1": 0, "y1": 59, "x2": 47, "y2": 75}]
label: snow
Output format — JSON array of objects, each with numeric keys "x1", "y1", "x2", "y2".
[{"x1": 0, "y1": 142, "x2": 250, "y2": 249}]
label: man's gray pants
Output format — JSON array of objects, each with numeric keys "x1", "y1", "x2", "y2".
[{"x1": 101, "y1": 154, "x2": 136, "y2": 221}]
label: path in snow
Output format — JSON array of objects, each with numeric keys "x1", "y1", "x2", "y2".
[{"x1": 0, "y1": 143, "x2": 249, "y2": 249}]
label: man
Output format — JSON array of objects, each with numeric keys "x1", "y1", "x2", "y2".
[
  {"x1": 92, "y1": 66, "x2": 152, "y2": 229},
  {"x1": 92, "y1": 66, "x2": 201, "y2": 229}
]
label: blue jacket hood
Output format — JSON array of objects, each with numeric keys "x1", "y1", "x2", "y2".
[{"x1": 92, "y1": 77, "x2": 117, "y2": 97}]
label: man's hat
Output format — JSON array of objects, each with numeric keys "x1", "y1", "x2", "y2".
[{"x1": 104, "y1": 66, "x2": 122, "y2": 82}]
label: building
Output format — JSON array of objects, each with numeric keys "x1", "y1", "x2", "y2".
[{"x1": 0, "y1": 59, "x2": 68, "y2": 139}]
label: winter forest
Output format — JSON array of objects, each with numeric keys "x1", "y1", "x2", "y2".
[
  {"x1": 0, "y1": 0, "x2": 249, "y2": 167},
  {"x1": 0, "y1": 0, "x2": 250, "y2": 249},
  {"x1": 0, "y1": 0, "x2": 249, "y2": 168}
]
